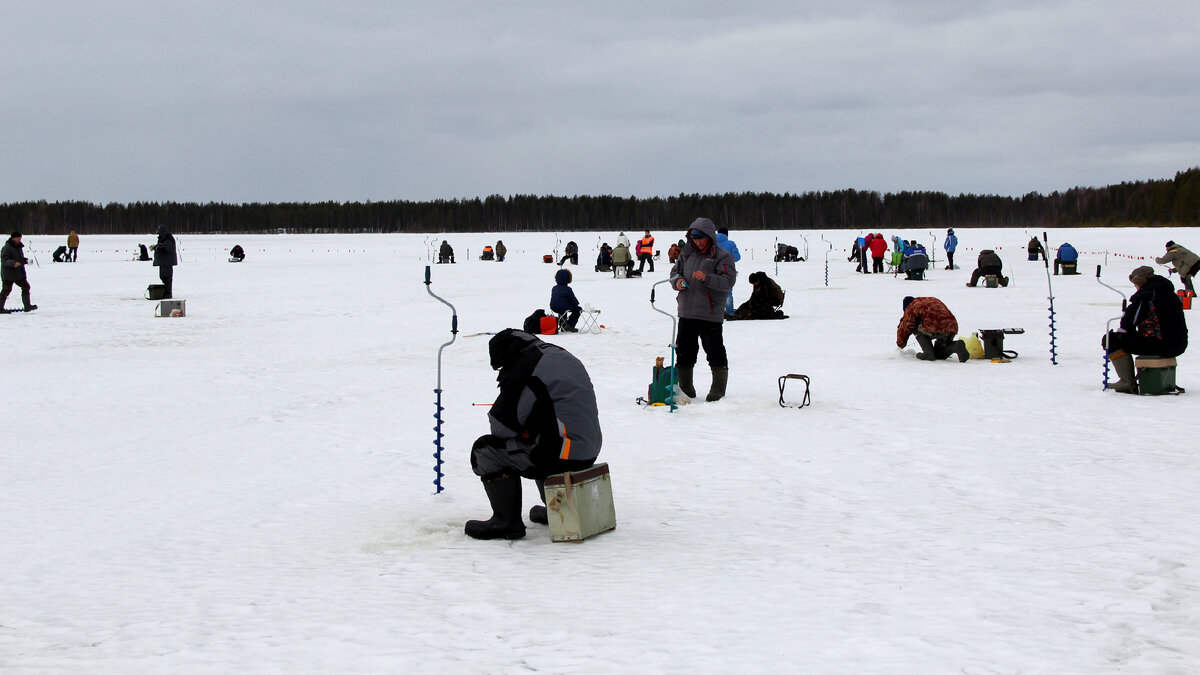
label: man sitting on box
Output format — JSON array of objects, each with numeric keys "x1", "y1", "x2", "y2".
[
  {"x1": 1053, "y1": 242, "x2": 1078, "y2": 275},
  {"x1": 1102, "y1": 266, "x2": 1188, "y2": 394},
  {"x1": 465, "y1": 329, "x2": 603, "y2": 540}
]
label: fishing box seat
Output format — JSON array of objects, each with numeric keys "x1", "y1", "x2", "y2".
[
  {"x1": 1135, "y1": 356, "x2": 1180, "y2": 395},
  {"x1": 542, "y1": 463, "x2": 615, "y2": 542}
]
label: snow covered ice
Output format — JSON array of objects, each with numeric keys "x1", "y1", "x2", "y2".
[{"x1": 2, "y1": 227, "x2": 1198, "y2": 672}]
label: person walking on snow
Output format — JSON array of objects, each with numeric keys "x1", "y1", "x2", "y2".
[
  {"x1": 0, "y1": 232, "x2": 37, "y2": 313},
  {"x1": 944, "y1": 228, "x2": 958, "y2": 270},
  {"x1": 670, "y1": 218, "x2": 737, "y2": 401}
]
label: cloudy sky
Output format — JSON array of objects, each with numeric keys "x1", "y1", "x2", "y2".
[{"x1": 2, "y1": 1, "x2": 1198, "y2": 203}]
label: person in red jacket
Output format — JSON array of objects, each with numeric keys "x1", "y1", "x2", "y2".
[
  {"x1": 896, "y1": 296, "x2": 968, "y2": 361},
  {"x1": 868, "y1": 233, "x2": 888, "y2": 273}
]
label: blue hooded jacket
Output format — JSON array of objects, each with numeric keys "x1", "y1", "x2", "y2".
[
  {"x1": 944, "y1": 230, "x2": 958, "y2": 252},
  {"x1": 1057, "y1": 243, "x2": 1078, "y2": 262},
  {"x1": 715, "y1": 232, "x2": 741, "y2": 262},
  {"x1": 550, "y1": 268, "x2": 581, "y2": 314}
]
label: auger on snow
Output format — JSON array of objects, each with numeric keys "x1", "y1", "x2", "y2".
[
  {"x1": 648, "y1": 279, "x2": 679, "y2": 412},
  {"x1": 424, "y1": 265, "x2": 458, "y2": 494},
  {"x1": 820, "y1": 235, "x2": 832, "y2": 287},
  {"x1": 1096, "y1": 264, "x2": 1128, "y2": 390},
  {"x1": 1040, "y1": 231, "x2": 1058, "y2": 365}
]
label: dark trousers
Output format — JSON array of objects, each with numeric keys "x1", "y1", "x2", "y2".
[
  {"x1": 471, "y1": 434, "x2": 595, "y2": 479},
  {"x1": 872, "y1": 256, "x2": 884, "y2": 272},
  {"x1": 159, "y1": 266, "x2": 174, "y2": 298},
  {"x1": 0, "y1": 279, "x2": 31, "y2": 309},
  {"x1": 946, "y1": 251, "x2": 955, "y2": 268},
  {"x1": 676, "y1": 317, "x2": 728, "y2": 369},
  {"x1": 968, "y1": 265, "x2": 1004, "y2": 286},
  {"x1": 68, "y1": 246, "x2": 78, "y2": 262},
  {"x1": 915, "y1": 332, "x2": 956, "y2": 359},
  {"x1": 637, "y1": 253, "x2": 654, "y2": 273}
]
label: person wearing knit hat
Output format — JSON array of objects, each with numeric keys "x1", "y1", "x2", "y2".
[
  {"x1": 896, "y1": 296, "x2": 968, "y2": 362},
  {"x1": 1154, "y1": 240, "x2": 1199, "y2": 295},
  {"x1": 1, "y1": 232, "x2": 37, "y2": 313},
  {"x1": 1102, "y1": 266, "x2": 1188, "y2": 393},
  {"x1": 943, "y1": 228, "x2": 958, "y2": 270}
]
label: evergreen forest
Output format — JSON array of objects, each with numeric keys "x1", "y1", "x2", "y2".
[{"x1": 4, "y1": 168, "x2": 1199, "y2": 236}]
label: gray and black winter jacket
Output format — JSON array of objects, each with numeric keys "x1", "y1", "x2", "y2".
[
  {"x1": 487, "y1": 329, "x2": 602, "y2": 476},
  {"x1": 669, "y1": 217, "x2": 737, "y2": 322}
]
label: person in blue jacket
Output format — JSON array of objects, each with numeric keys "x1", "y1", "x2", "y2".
[
  {"x1": 716, "y1": 227, "x2": 742, "y2": 317},
  {"x1": 1054, "y1": 242, "x2": 1079, "y2": 275},
  {"x1": 944, "y1": 228, "x2": 958, "y2": 270},
  {"x1": 549, "y1": 268, "x2": 582, "y2": 332}
]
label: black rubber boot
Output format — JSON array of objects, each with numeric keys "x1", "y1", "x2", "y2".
[
  {"x1": 465, "y1": 473, "x2": 526, "y2": 540},
  {"x1": 914, "y1": 334, "x2": 938, "y2": 360},
  {"x1": 677, "y1": 366, "x2": 696, "y2": 398},
  {"x1": 529, "y1": 478, "x2": 548, "y2": 525},
  {"x1": 706, "y1": 367, "x2": 729, "y2": 402},
  {"x1": 953, "y1": 340, "x2": 969, "y2": 362}
]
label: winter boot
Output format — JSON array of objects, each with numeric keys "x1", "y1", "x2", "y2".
[
  {"x1": 677, "y1": 365, "x2": 696, "y2": 398},
  {"x1": 914, "y1": 334, "x2": 938, "y2": 360},
  {"x1": 952, "y1": 339, "x2": 969, "y2": 362},
  {"x1": 1109, "y1": 351, "x2": 1138, "y2": 394},
  {"x1": 706, "y1": 367, "x2": 729, "y2": 402},
  {"x1": 529, "y1": 478, "x2": 548, "y2": 525},
  {"x1": 23, "y1": 305, "x2": 37, "y2": 312},
  {"x1": 465, "y1": 473, "x2": 526, "y2": 540}
]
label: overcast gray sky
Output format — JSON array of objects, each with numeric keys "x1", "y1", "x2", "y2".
[{"x1": 2, "y1": 1, "x2": 1198, "y2": 203}]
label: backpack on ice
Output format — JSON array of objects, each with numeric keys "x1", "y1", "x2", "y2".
[{"x1": 523, "y1": 309, "x2": 548, "y2": 334}]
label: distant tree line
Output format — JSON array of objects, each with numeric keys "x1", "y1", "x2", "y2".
[{"x1": 4, "y1": 168, "x2": 1198, "y2": 235}]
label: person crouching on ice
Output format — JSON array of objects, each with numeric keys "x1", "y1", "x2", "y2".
[
  {"x1": 896, "y1": 296, "x2": 968, "y2": 361},
  {"x1": 465, "y1": 329, "x2": 603, "y2": 540}
]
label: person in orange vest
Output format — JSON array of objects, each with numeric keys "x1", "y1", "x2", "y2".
[{"x1": 637, "y1": 230, "x2": 655, "y2": 273}]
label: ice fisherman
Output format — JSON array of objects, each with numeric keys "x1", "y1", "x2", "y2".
[
  {"x1": 0, "y1": 232, "x2": 37, "y2": 313},
  {"x1": 549, "y1": 268, "x2": 582, "y2": 332},
  {"x1": 1102, "y1": 266, "x2": 1188, "y2": 393},
  {"x1": 465, "y1": 329, "x2": 602, "y2": 540},
  {"x1": 670, "y1": 217, "x2": 737, "y2": 401},
  {"x1": 1155, "y1": 240, "x2": 1199, "y2": 295},
  {"x1": 896, "y1": 296, "x2": 968, "y2": 361},
  {"x1": 153, "y1": 225, "x2": 178, "y2": 299}
]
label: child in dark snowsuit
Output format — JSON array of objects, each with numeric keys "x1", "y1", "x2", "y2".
[{"x1": 549, "y1": 268, "x2": 582, "y2": 332}]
